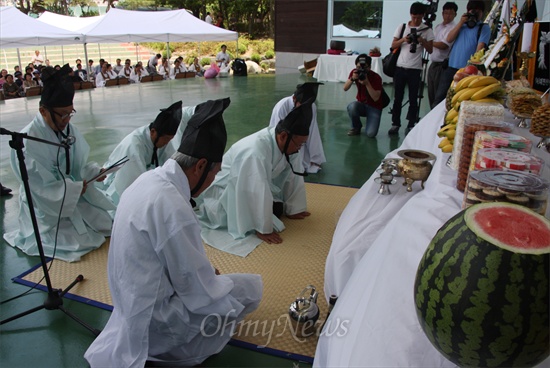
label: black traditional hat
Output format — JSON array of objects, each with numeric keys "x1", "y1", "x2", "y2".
[
  {"x1": 150, "y1": 100, "x2": 183, "y2": 136},
  {"x1": 178, "y1": 98, "x2": 229, "y2": 162},
  {"x1": 294, "y1": 82, "x2": 323, "y2": 103},
  {"x1": 276, "y1": 98, "x2": 313, "y2": 136},
  {"x1": 40, "y1": 64, "x2": 75, "y2": 108}
]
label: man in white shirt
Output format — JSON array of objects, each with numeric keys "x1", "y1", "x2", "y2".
[
  {"x1": 31, "y1": 50, "x2": 44, "y2": 67},
  {"x1": 388, "y1": 2, "x2": 434, "y2": 135},
  {"x1": 205, "y1": 12, "x2": 213, "y2": 24},
  {"x1": 113, "y1": 58, "x2": 124, "y2": 75},
  {"x1": 147, "y1": 53, "x2": 161, "y2": 75},
  {"x1": 129, "y1": 63, "x2": 149, "y2": 83},
  {"x1": 428, "y1": 2, "x2": 457, "y2": 108},
  {"x1": 216, "y1": 45, "x2": 230, "y2": 68}
]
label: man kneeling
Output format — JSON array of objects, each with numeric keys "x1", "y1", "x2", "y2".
[{"x1": 84, "y1": 98, "x2": 263, "y2": 367}]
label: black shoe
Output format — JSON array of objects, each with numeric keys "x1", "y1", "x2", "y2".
[
  {"x1": 388, "y1": 126, "x2": 400, "y2": 135},
  {"x1": 1, "y1": 185, "x2": 12, "y2": 196},
  {"x1": 347, "y1": 129, "x2": 360, "y2": 136}
]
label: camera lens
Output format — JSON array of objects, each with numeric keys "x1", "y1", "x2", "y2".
[{"x1": 466, "y1": 12, "x2": 477, "y2": 28}]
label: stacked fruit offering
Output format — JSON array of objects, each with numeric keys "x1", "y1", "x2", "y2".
[{"x1": 439, "y1": 65, "x2": 505, "y2": 153}]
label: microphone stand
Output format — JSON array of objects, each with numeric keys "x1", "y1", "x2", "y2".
[{"x1": 0, "y1": 127, "x2": 101, "y2": 336}]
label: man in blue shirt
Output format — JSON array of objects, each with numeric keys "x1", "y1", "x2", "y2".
[{"x1": 433, "y1": 0, "x2": 490, "y2": 106}]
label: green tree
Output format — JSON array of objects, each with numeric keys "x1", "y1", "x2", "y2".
[{"x1": 339, "y1": 2, "x2": 381, "y2": 31}]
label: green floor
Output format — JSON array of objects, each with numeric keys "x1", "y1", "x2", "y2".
[{"x1": 0, "y1": 73, "x2": 430, "y2": 367}]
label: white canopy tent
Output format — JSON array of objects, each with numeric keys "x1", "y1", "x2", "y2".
[
  {"x1": 0, "y1": 6, "x2": 83, "y2": 48},
  {"x1": 38, "y1": 11, "x2": 105, "y2": 32},
  {"x1": 78, "y1": 8, "x2": 238, "y2": 44}
]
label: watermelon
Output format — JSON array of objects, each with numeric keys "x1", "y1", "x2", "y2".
[{"x1": 414, "y1": 202, "x2": 550, "y2": 367}]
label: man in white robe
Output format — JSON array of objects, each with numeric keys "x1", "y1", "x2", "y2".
[
  {"x1": 3, "y1": 65, "x2": 114, "y2": 262},
  {"x1": 196, "y1": 101, "x2": 313, "y2": 256},
  {"x1": 84, "y1": 97, "x2": 262, "y2": 367},
  {"x1": 269, "y1": 82, "x2": 326, "y2": 174},
  {"x1": 99, "y1": 101, "x2": 182, "y2": 206}
]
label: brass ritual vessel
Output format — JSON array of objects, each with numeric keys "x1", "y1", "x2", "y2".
[{"x1": 396, "y1": 149, "x2": 437, "y2": 192}]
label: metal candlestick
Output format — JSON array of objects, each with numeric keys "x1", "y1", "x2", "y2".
[
  {"x1": 375, "y1": 162, "x2": 397, "y2": 195},
  {"x1": 518, "y1": 52, "x2": 535, "y2": 78}
]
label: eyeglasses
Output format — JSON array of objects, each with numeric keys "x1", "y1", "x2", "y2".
[
  {"x1": 291, "y1": 136, "x2": 307, "y2": 148},
  {"x1": 53, "y1": 109, "x2": 76, "y2": 120}
]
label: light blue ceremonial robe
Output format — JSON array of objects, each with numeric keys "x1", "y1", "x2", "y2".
[
  {"x1": 3, "y1": 113, "x2": 114, "y2": 262},
  {"x1": 269, "y1": 96, "x2": 326, "y2": 173},
  {"x1": 100, "y1": 125, "x2": 175, "y2": 206},
  {"x1": 196, "y1": 127, "x2": 307, "y2": 257}
]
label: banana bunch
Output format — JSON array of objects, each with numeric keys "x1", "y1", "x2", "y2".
[{"x1": 438, "y1": 76, "x2": 504, "y2": 153}]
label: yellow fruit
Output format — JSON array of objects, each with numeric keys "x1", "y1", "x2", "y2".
[
  {"x1": 451, "y1": 115, "x2": 458, "y2": 125},
  {"x1": 458, "y1": 86, "x2": 486, "y2": 102},
  {"x1": 437, "y1": 125, "x2": 454, "y2": 137},
  {"x1": 451, "y1": 88, "x2": 469, "y2": 105},
  {"x1": 446, "y1": 129, "x2": 456, "y2": 140},
  {"x1": 454, "y1": 75, "x2": 479, "y2": 92},
  {"x1": 439, "y1": 137, "x2": 450, "y2": 148},
  {"x1": 441, "y1": 144, "x2": 453, "y2": 153},
  {"x1": 468, "y1": 76, "x2": 500, "y2": 88},
  {"x1": 471, "y1": 83, "x2": 503, "y2": 101},
  {"x1": 446, "y1": 109, "x2": 458, "y2": 122}
]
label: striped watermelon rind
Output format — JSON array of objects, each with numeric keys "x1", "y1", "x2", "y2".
[{"x1": 414, "y1": 202, "x2": 550, "y2": 367}]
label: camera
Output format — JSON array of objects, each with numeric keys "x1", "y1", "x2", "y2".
[
  {"x1": 466, "y1": 11, "x2": 478, "y2": 28},
  {"x1": 357, "y1": 57, "x2": 368, "y2": 81},
  {"x1": 423, "y1": 0, "x2": 439, "y2": 28},
  {"x1": 408, "y1": 28, "x2": 420, "y2": 53}
]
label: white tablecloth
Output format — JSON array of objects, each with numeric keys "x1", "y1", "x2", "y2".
[
  {"x1": 314, "y1": 102, "x2": 550, "y2": 367},
  {"x1": 313, "y1": 54, "x2": 391, "y2": 84}
]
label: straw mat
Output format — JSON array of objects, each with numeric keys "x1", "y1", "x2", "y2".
[{"x1": 15, "y1": 183, "x2": 358, "y2": 362}]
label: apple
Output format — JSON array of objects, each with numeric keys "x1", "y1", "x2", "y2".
[{"x1": 464, "y1": 65, "x2": 478, "y2": 75}]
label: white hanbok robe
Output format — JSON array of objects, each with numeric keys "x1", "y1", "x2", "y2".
[
  {"x1": 84, "y1": 159, "x2": 262, "y2": 367},
  {"x1": 129, "y1": 68, "x2": 149, "y2": 83},
  {"x1": 3, "y1": 114, "x2": 114, "y2": 262},
  {"x1": 99, "y1": 125, "x2": 175, "y2": 206},
  {"x1": 170, "y1": 65, "x2": 187, "y2": 79},
  {"x1": 196, "y1": 127, "x2": 307, "y2": 256},
  {"x1": 269, "y1": 96, "x2": 326, "y2": 174}
]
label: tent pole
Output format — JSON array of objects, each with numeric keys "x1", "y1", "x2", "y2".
[
  {"x1": 43, "y1": 46, "x2": 47, "y2": 64},
  {"x1": 2, "y1": 49, "x2": 8, "y2": 70},
  {"x1": 136, "y1": 43, "x2": 140, "y2": 63},
  {"x1": 16, "y1": 48, "x2": 21, "y2": 70},
  {"x1": 98, "y1": 43, "x2": 102, "y2": 59},
  {"x1": 84, "y1": 43, "x2": 90, "y2": 80},
  {"x1": 61, "y1": 45, "x2": 65, "y2": 65},
  {"x1": 166, "y1": 42, "x2": 170, "y2": 60}
]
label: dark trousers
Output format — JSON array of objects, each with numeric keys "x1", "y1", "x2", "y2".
[
  {"x1": 391, "y1": 67, "x2": 421, "y2": 128},
  {"x1": 427, "y1": 61, "x2": 445, "y2": 109},
  {"x1": 433, "y1": 66, "x2": 458, "y2": 107}
]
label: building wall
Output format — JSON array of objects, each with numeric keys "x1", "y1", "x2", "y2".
[{"x1": 274, "y1": 0, "x2": 327, "y2": 74}]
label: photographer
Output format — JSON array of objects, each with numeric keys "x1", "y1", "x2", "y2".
[
  {"x1": 344, "y1": 54, "x2": 383, "y2": 138},
  {"x1": 428, "y1": 2, "x2": 458, "y2": 108},
  {"x1": 389, "y1": 2, "x2": 434, "y2": 136},
  {"x1": 433, "y1": 0, "x2": 490, "y2": 106}
]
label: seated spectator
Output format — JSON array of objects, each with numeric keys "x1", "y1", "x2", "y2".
[
  {"x1": 75, "y1": 63, "x2": 87, "y2": 82},
  {"x1": 113, "y1": 58, "x2": 124, "y2": 75},
  {"x1": 13, "y1": 65, "x2": 21, "y2": 74},
  {"x1": 95, "y1": 63, "x2": 112, "y2": 87},
  {"x1": 170, "y1": 59, "x2": 187, "y2": 79},
  {"x1": 158, "y1": 57, "x2": 170, "y2": 79},
  {"x1": 106, "y1": 63, "x2": 118, "y2": 79},
  {"x1": 129, "y1": 63, "x2": 149, "y2": 83},
  {"x1": 94, "y1": 58, "x2": 105, "y2": 76},
  {"x1": 3, "y1": 74, "x2": 22, "y2": 99},
  {"x1": 188, "y1": 57, "x2": 204, "y2": 77},
  {"x1": 0, "y1": 69, "x2": 8, "y2": 88},
  {"x1": 120, "y1": 59, "x2": 133, "y2": 79},
  {"x1": 87, "y1": 59, "x2": 95, "y2": 78},
  {"x1": 74, "y1": 59, "x2": 82, "y2": 71},
  {"x1": 45, "y1": 59, "x2": 52, "y2": 67},
  {"x1": 13, "y1": 71, "x2": 24, "y2": 88},
  {"x1": 31, "y1": 50, "x2": 44, "y2": 67},
  {"x1": 33, "y1": 70, "x2": 43, "y2": 87},
  {"x1": 22, "y1": 72, "x2": 38, "y2": 91}
]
